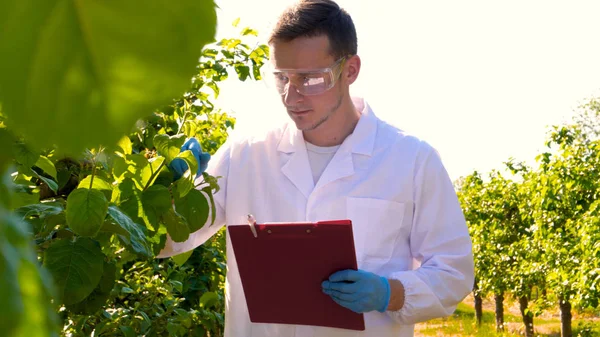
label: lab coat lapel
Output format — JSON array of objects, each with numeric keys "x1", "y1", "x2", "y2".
[
  {"x1": 277, "y1": 98, "x2": 378, "y2": 196},
  {"x1": 313, "y1": 142, "x2": 354, "y2": 191},
  {"x1": 315, "y1": 98, "x2": 378, "y2": 190},
  {"x1": 278, "y1": 124, "x2": 314, "y2": 199}
]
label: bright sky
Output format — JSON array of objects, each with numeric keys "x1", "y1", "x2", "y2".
[{"x1": 212, "y1": 0, "x2": 600, "y2": 182}]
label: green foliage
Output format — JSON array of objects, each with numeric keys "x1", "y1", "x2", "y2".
[
  {"x1": 0, "y1": 0, "x2": 217, "y2": 156},
  {"x1": 0, "y1": 204, "x2": 60, "y2": 337},
  {"x1": 61, "y1": 230, "x2": 227, "y2": 337},
  {"x1": 0, "y1": 7, "x2": 269, "y2": 335},
  {"x1": 456, "y1": 96, "x2": 600, "y2": 336}
]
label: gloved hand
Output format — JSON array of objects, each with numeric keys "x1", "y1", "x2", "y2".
[
  {"x1": 168, "y1": 137, "x2": 211, "y2": 180},
  {"x1": 321, "y1": 269, "x2": 391, "y2": 313}
]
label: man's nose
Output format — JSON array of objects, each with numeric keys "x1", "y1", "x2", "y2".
[{"x1": 283, "y1": 82, "x2": 303, "y2": 105}]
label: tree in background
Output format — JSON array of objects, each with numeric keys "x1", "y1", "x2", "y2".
[{"x1": 455, "y1": 95, "x2": 600, "y2": 337}]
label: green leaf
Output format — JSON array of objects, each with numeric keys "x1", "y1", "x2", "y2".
[
  {"x1": 13, "y1": 142, "x2": 39, "y2": 169},
  {"x1": 176, "y1": 150, "x2": 199, "y2": 179},
  {"x1": 207, "y1": 81, "x2": 220, "y2": 98},
  {"x1": 174, "y1": 189, "x2": 209, "y2": 232},
  {"x1": 140, "y1": 156, "x2": 165, "y2": 189},
  {"x1": 66, "y1": 188, "x2": 109, "y2": 237},
  {"x1": 66, "y1": 261, "x2": 116, "y2": 315},
  {"x1": 202, "y1": 186, "x2": 217, "y2": 227},
  {"x1": 111, "y1": 177, "x2": 135, "y2": 205},
  {"x1": 34, "y1": 156, "x2": 57, "y2": 180},
  {"x1": 31, "y1": 169, "x2": 58, "y2": 194},
  {"x1": 0, "y1": 232, "x2": 23, "y2": 336},
  {"x1": 119, "y1": 325, "x2": 136, "y2": 337},
  {"x1": 106, "y1": 206, "x2": 151, "y2": 256},
  {"x1": 121, "y1": 287, "x2": 134, "y2": 294},
  {"x1": 142, "y1": 185, "x2": 172, "y2": 217},
  {"x1": 162, "y1": 209, "x2": 190, "y2": 243},
  {"x1": 235, "y1": 64, "x2": 250, "y2": 81},
  {"x1": 171, "y1": 250, "x2": 193, "y2": 266},
  {"x1": 42, "y1": 238, "x2": 104, "y2": 306},
  {"x1": 10, "y1": 192, "x2": 41, "y2": 212},
  {"x1": 0, "y1": 213, "x2": 60, "y2": 337},
  {"x1": 241, "y1": 27, "x2": 258, "y2": 36},
  {"x1": 14, "y1": 202, "x2": 63, "y2": 220},
  {"x1": 0, "y1": 0, "x2": 218, "y2": 155},
  {"x1": 153, "y1": 134, "x2": 186, "y2": 164},
  {"x1": 182, "y1": 120, "x2": 198, "y2": 138},
  {"x1": 116, "y1": 136, "x2": 132, "y2": 156},
  {"x1": 122, "y1": 184, "x2": 171, "y2": 232},
  {"x1": 0, "y1": 129, "x2": 15, "y2": 172},
  {"x1": 174, "y1": 174, "x2": 195, "y2": 199},
  {"x1": 78, "y1": 176, "x2": 113, "y2": 200},
  {"x1": 199, "y1": 291, "x2": 219, "y2": 309}
]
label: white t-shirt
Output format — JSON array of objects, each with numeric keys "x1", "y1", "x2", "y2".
[{"x1": 305, "y1": 140, "x2": 340, "y2": 184}]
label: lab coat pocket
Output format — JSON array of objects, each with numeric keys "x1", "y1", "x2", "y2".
[{"x1": 346, "y1": 197, "x2": 406, "y2": 263}]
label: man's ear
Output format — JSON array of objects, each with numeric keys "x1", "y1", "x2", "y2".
[{"x1": 344, "y1": 55, "x2": 361, "y2": 85}]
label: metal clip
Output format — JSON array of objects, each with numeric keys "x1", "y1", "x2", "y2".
[{"x1": 247, "y1": 214, "x2": 258, "y2": 238}]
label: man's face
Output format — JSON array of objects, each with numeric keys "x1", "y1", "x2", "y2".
[{"x1": 269, "y1": 35, "x2": 346, "y2": 132}]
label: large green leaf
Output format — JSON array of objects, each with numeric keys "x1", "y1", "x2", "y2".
[
  {"x1": 66, "y1": 188, "x2": 109, "y2": 237},
  {"x1": 174, "y1": 189, "x2": 209, "y2": 232},
  {"x1": 31, "y1": 169, "x2": 58, "y2": 194},
  {"x1": 162, "y1": 209, "x2": 190, "y2": 243},
  {"x1": 202, "y1": 186, "x2": 217, "y2": 227},
  {"x1": 138, "y1": 156, "x2": 165, "y2": 190},
  {"x1": 0, "y1": 129, "x2": 15, "y2": 172},
  {"x1": 154, "y1": 134, "x2": 187, "y2": 164},
  {"x1": 43, "y1": 238, "x2": 105, "y2": 306},
  {"x1": 14, "y1": 203, "x2": 64, "y2": 220},
  {"x1": 175, "y1": 150, "x2": 199, "y2": 179},
  {"x1": 0, "y1": 0, "x2": 218, "y2": 155},
  {"x1": 78, "y1": 176, "x2": 113, "y2": 192},
  {"x1": 111, "y1": 177, "x2": 135, "y2": 205},
  {"x1": 13, "y1": 142, "x2": 39, "y2": 169},
  {"x1": 171, "y1": 250, "x2": 194, "y2": 266},
  {"x1": 199, "y1": 291, "x2": 219, "y2": 309},
  {"x1": 15, "y1": 202, "x2": 65, "y2": 235},
  {"x1": 106, "y1": 205, "x2": 151, "y2": 256},
  {"x1": 66, "y1": 261, "x2": 116, "y2": 315},
  {"x1": 0, "y1": 210, "x2": 59, "y2": 336},
  {"x1": 34, "y1": 156, "x2": 57, "y2": 181},
  {"x1": 0, "y1": 228, "x2": 23, "y2": 336},
  {"x1": 141, "y1": 184, "x2": 172, "y2": 224},
  {"x1": 174, "y1": 174, "x2": 195, "y2": 199}
]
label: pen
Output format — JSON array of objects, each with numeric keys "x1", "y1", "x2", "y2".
[{"x1": 247, "y1": 214, "x2": 258, "y2": 238}]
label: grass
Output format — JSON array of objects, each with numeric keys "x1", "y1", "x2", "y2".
[{"x1": 414, "y1": 301, "x2": 600, "y2": 337}]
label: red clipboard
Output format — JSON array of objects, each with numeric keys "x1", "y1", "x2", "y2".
[{"x1": 227, "y1": 219, "x2": 365, "y2": 331}]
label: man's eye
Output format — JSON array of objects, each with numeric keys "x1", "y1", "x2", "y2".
[{"x1": 275, "y1": 74, "x2": 288, "y2": 82}]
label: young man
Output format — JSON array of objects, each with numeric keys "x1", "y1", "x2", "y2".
[{"x1": 158, "y1": 0, "x2": 474, "y2": 336}]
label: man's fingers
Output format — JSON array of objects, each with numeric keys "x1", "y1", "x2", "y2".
[
  {"x1": 330, "y1": 297, "x2": 363, "y2": 314},
  {"x1": 325, "y1": 280, "x2": 360, "y2": 293},
  {"x1": 328, "y1": 269, "x2": 361, "y2": 282},
  {"x1": 326, "y1": 289, "x2": 366, "y2": 302}
]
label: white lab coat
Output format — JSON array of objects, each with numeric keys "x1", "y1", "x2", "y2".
[{"x1": 158, "y1": 97, "x2": 475, "y2": 337}]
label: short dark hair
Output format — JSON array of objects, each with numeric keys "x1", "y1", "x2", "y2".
[{"x1": 268, "y1": 0, "x2": 357, "y2": 60}]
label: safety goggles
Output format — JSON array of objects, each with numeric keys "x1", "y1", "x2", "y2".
[{"x1": 268, "y1": 56, "x2": 348, "y2": 96}]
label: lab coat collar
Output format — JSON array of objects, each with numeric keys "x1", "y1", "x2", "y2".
[
  {"x1": 276, "y1": 96, "x2": 378, "y2": 156},
  {"x1": 276, "y1": 97, "x2": 378, "y2": 198}
]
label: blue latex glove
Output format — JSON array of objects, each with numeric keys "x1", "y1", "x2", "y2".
[
  {"x1": 321, "y1": 269, "x2": 391, "y2": 313},
  {"x1": 168, "y1": 137, "x2": 211, "y2": 180}
]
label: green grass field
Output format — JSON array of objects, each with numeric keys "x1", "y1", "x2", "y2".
[{"x1": 414, "y1": 298, "x2": 600, "y2": 337}]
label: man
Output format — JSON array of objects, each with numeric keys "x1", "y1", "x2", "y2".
[{"x1": 158, "y1": 0, "x2": 474, "y2": 336}]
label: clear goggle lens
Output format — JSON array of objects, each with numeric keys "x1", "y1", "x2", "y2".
[
  {"x1": 272, "y1": 71, "x2": 334, "y2": 96},
  {"x1": 264, "y1": 57, "x2": 347, "y2": 96}
]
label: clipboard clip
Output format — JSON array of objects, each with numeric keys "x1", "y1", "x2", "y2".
[{"x1": 247, "y1": 214, "x2": 258, "y2": 238}]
